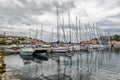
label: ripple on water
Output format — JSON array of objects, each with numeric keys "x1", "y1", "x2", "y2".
[{"x1": 3, "y1": 50, "x2": 120, "y2": 80}]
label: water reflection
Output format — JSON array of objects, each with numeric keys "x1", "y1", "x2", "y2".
[{"x1": 3, "y1": 50, "x2": 120, "y2": 80}]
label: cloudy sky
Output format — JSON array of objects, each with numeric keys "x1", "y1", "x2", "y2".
[{"x1": 0, "y1": 0, "x2": 120, "y2": 42}]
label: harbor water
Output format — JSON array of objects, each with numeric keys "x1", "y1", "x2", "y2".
[{"x1": 2, "y1": 50, "x2": 120, "y2": 80}]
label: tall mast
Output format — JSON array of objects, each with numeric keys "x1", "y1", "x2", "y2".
[
  {"x1": 79, "y1": 20, "x2": 81, "y2": 42},
  {"x1": 107, "y1": 31, "x2": 111, "y2": 47},
  {"x1": 92, "y1": 23, "x2": 97, "y2": 39},
  {"x1": 56, "y1": 6, "x2": 59, "y2": 42},
  {"x1": 85, "y1": 24, "x2": 89, "y2": 41},
  {"x1": 35, "y1": 27, "x2": 38, "y2": 39},
  {"x1": 83, "y1": 25, "x2": 86, "y2": 41},
  {"x1": 35, "y1": 27, "x2": 38, "y2": 44},
  {"x1": 62, "y1": 18, "x2": 67, "y2": 42},
  {"x1": 76, "y1": 17, "x2": 78, "y2": 43},
  {"x1": 95, "y1": 23, "x2": 101, "y2": 44},
  {"x1": 41, "y1": 24, "x2": 43, "y2": 40},
  {"x1": 3, "y1": 32, "x2": 6, "y2": 45},
  {"x1": 68, "y1": 12, "x2": 71, "y2": 43},
  {"x1": 52, "y1": 28, "x2": 53, "y2": 42},
  {"x1": 28, "y1": 26, "x2": 30, "y2": 44},
  {"x1": 89, "y1": 23, "x2": 94, "y2": 40}
]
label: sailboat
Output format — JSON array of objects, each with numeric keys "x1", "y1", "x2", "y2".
[
  {"x1": 34, "y1": 25, "x2": 48, "y2": 54},
  {"x1": 20, "y1": 27, "x2": 34, "y2": 55},
  {"x1": 51, "y1": 6, "x2": 68, "y2": 53},
  {"x1": 20, "y1": 47, "x2": 34, "y2": 55},
  {"x1": 88, "y1": 24, "x2": 109, "y2": 50}
]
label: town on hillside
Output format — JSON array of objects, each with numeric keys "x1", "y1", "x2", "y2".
[{"x1": 0, "y1": 34, "x2": 45, "y2": 45}]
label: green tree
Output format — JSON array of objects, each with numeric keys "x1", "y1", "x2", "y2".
[
  {"x1": 0, "y1": 40, "x2": 7, "y2": 45},
  {"x1": 114, "y1": 35, "x2": 120, "y2": 41}
]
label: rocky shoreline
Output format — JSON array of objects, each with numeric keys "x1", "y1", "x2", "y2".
[{"x1": 0, "y1": 51, "x2": 6, "y2": 79}]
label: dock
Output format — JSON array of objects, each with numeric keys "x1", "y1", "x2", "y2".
[{"x1": 0, "y1": 45, "x2": 51, "y2": 55}]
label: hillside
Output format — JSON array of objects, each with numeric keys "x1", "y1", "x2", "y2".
[{"x1": 0, "y1": 34, "x2": 46, "y2": 45}]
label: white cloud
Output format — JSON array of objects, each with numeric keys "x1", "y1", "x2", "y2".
[{"x1": 0, "y1": 0, "x2": 120, "y2": 41}]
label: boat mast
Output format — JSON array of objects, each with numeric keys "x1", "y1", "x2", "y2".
[
  {"x1": 76, "y1": 17, "x2": 78, "y2": 43},
  {"x1": 52, "y1": 28, "x2": 53, "y2": 42},
  {"x1": 107, "y1": 31, "x2": 111, "y2": 49},
  {"x1": 68, "y1": 12, "x2": 71, "y2": 43},
  {"x1": 89, "y1": 23, "x2": 94, "y2": 40},
  {"x1": 3, "y1": 32, "x2": 6, "y2": 45},
  {"x1": 28, "y1": 26, "x2": 30, "y2": 44},
  {"x1": 62, "y1": 18, "x2": 67, "y2": 42},
  {"x1": 85, "y1": 26, "x2": 87, "y2": 42},
  {"x1": 92, "y1": 23, "x2": 97, "y2": 40},
  {"x1": 95, "y1": 23, "x2": 101, "y2": 44},
  {"x1": 79, "y1": 20, "x2": 81, "y2": 43},
  {"x1": 83, "y1": 25, "x2": 87, "y2": 42},
  {"x1": 87, "y1": 23, "x2": 91, "y2": 41},
  {"x1": 41, "y1": 24, "x2": 43, "y2": 41},
  {"x1": 56, "y1": 5, "x2": 59, "y2": 43},
  {"x1": 35, "y1": 27, "x2": 38, "y2": 44}
]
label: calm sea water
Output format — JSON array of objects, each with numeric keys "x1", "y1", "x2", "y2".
[{"x1": 3, "y1": 50, "x2": 120, "y2": 80}]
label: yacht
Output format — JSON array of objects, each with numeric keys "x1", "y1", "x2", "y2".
[
  {"x1": 20, "y1": 47, "x2": 34, "y2": 56},
  {"x1": 51, "y1": 46, "x2": 68, "y2": 53}
]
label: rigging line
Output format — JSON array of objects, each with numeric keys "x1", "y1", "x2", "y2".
[
  {"x1": 71, "y1": 19, "x2": 76, "y2": 43},
  {"x1": 59, "y1": 18, "x2": 67, "y2": 42},
  {"x1": 58, "y1": 12, "x2": 68, "y2": 42}
]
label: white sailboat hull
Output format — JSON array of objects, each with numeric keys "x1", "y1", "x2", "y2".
[
  {"x1": 20, "y1": 47, "x2": 34, "y2": 55},
  {"x1": 88, "y1": 44, "x2": 107, "y2": 49},
  {"x1": 70, "y1": 45, "x2": 87, "y2": 51},
  {"x1": 20, "y1": 52, "x2": 33, "y2": 56},
  {"x1": 51, "y1": 47, "x2": 68, "y2": 53}
]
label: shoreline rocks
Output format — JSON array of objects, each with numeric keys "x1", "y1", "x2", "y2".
[{"x1": 0, "y1": 51, "x2": 6, "y2": 79}]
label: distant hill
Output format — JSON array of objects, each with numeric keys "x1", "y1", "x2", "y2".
[
  {"x1": 0, "y1": 34, "x2": 46, "y2": 45},
  {"x1": 112, "y1": 35, "x2": 120, "y2": 41}
]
